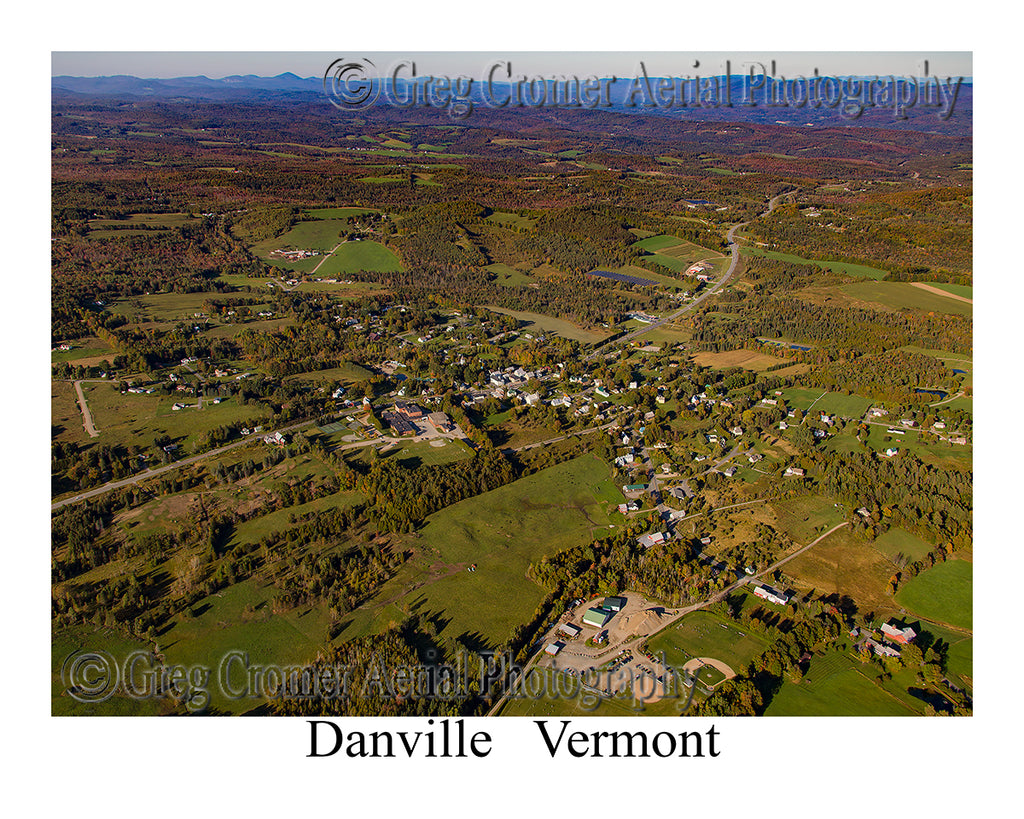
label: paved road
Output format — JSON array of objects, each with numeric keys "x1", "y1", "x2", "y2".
[{"x1": 585, "y1": 193, "x2": 789, "y2": 362}]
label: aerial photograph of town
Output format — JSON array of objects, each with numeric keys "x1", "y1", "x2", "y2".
[{"x1": 50, "y1": 48, "x2": 974, "y2": 723}]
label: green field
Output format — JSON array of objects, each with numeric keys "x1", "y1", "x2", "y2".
[
  {"x1": 895, "y1": 559, "x2": 973, "y2": 630},
  {"x1": 157, "y1": 577, "x2": 333, "y2": 713},
  {"x1": 630, "y1": 236, "x2": 728, "y2": 279},
  {"x1": 783, "y1": 526, "x2": 895, "y2": 613},
  {"x1": 647, "y1": 610, "x2": 768, "y2": 673},
  {"x1": 485, "y1": 262, "x2": 534, "y2": 287},
  {"x1": 846, "y1": 424, "x2": 972, "y2": 471},
  {"x1": 777, "y1": 388, "x2": 871, "y2": 419},
  {"x1": 227, "y1": 491, "x2": 364, "y2": 549},
  {"x1": 51, "y1": 336, "x2": 115, "y2": 364},
  {"x1": 81, "y1": 385, "x2": 270, "y2": 450},
  {"x1": 53, "y1": 626, "x2": 169, "y2": 716},
  {"x1": 873, "y1": 528, "x2": 935, "y2": 562},
  {"x1": 485, "y1": 212, "x2": 537, "y2": 230},
  {"x1": 338, "y1": 455, "x2": 624, "y2": 650},
  {"x1": 249, "y1": 219, "x2": 352, "y2": 259},
  {"x1": 282, "y1": 362, "x2": 374, "y2": 384},
  {"x1": 741, "y1": 245, "x2": 889, "y2": 280},
  {"x1": 763, "y1": 650, "x2": 917, "y2": 715},
  {"x1": 769, "y1": 494, "x2": 847, "y2": 543},
  {"x1": 633, "y1": 234, "x2": 682, "y2": 252},
  {"x1": 86, "y1": 212, "x2": 199, "y2": 237},
  {"x1": 108, "y1": 291, "x2": 235, "y2": 323},
  {"x1": 484, "y1": 306, "x2": 608, "y2": 344},
  {"x1": 837, "y1": 281, "x2": 972, "y2": 317},
  {"x1": 310, "y1": 240, "x2": 402, "y2": 276},
  {"x1": 779, "y1": 387, "x2": 828, "y2": 412},
  {"x1": 812, "y1": 392, "x2": 874, "y2": 419},
  {"x1": 924, "y1": 282, "x2": 972, "y2": 299},
  {"x1": 384, "y1": 438, "x2": 474, "y2": 468},
  {"x1": 303, "y1": 207, "x2": 379, "y2": 219}
]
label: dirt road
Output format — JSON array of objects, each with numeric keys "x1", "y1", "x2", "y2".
[
  {"x1": 910, "y1": 282, "x2": 972, "y2": 305},
  {"x1": 74, "y1": 380, "x2": 100, "y2": 438}
]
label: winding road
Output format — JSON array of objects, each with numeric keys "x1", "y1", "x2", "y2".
[{"x1": 585, "y1": 192, "x2": 790, "y2": 361}]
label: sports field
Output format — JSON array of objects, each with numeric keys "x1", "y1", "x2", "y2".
[{"x1": 647, "y1": 610, "x2": 768, "y2": 673}]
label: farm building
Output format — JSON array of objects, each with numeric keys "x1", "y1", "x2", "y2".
[
  {"x1": 558, "y1": 623, "x2": 581, "y2": 639},
  {"x1": 858, "y1": 638, "x2": 901, "y2": 659},
  {"x1": 582, "y1": 608, "x2": 613, "y2": 628},
  {"x1": 881, "y1": 622, "x2": 917, "y2": 644},
  {"x1": 637, "y1": 532, "x2": 667, "y2": 548},
  {"x1": 752, "y1": 585, "x2": 790, "y2": 606}
]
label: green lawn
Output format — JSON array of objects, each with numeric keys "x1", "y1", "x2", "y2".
[
  {"x1": 51, "y1": 336, "x2": 116, "y2": 364},
  {"x1": 895, "y1": 559, "x2": 972, "y2": 629},
  {"x1": 779, "y1": 387, "x2": 828, "y2": 412},
  {"x1": 385, "y1": 438, "x2": 474, "y2": 468},
  {"x1": 811, "y1": 392, "x2": 874, "y2": 419}
]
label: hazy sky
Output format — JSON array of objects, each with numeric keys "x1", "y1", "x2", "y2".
[{"x1": 52, "y1": 51, "x2": 972, "y2": 80}]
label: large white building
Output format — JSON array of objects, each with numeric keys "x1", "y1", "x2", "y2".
[{"x1": 752, "y1": 584, "x2": 790, "y2": 606}]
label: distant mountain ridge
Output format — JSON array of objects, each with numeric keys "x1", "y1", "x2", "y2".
[{"x1": 51, "y1": 73, "x2": 972, "y2": 134}]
